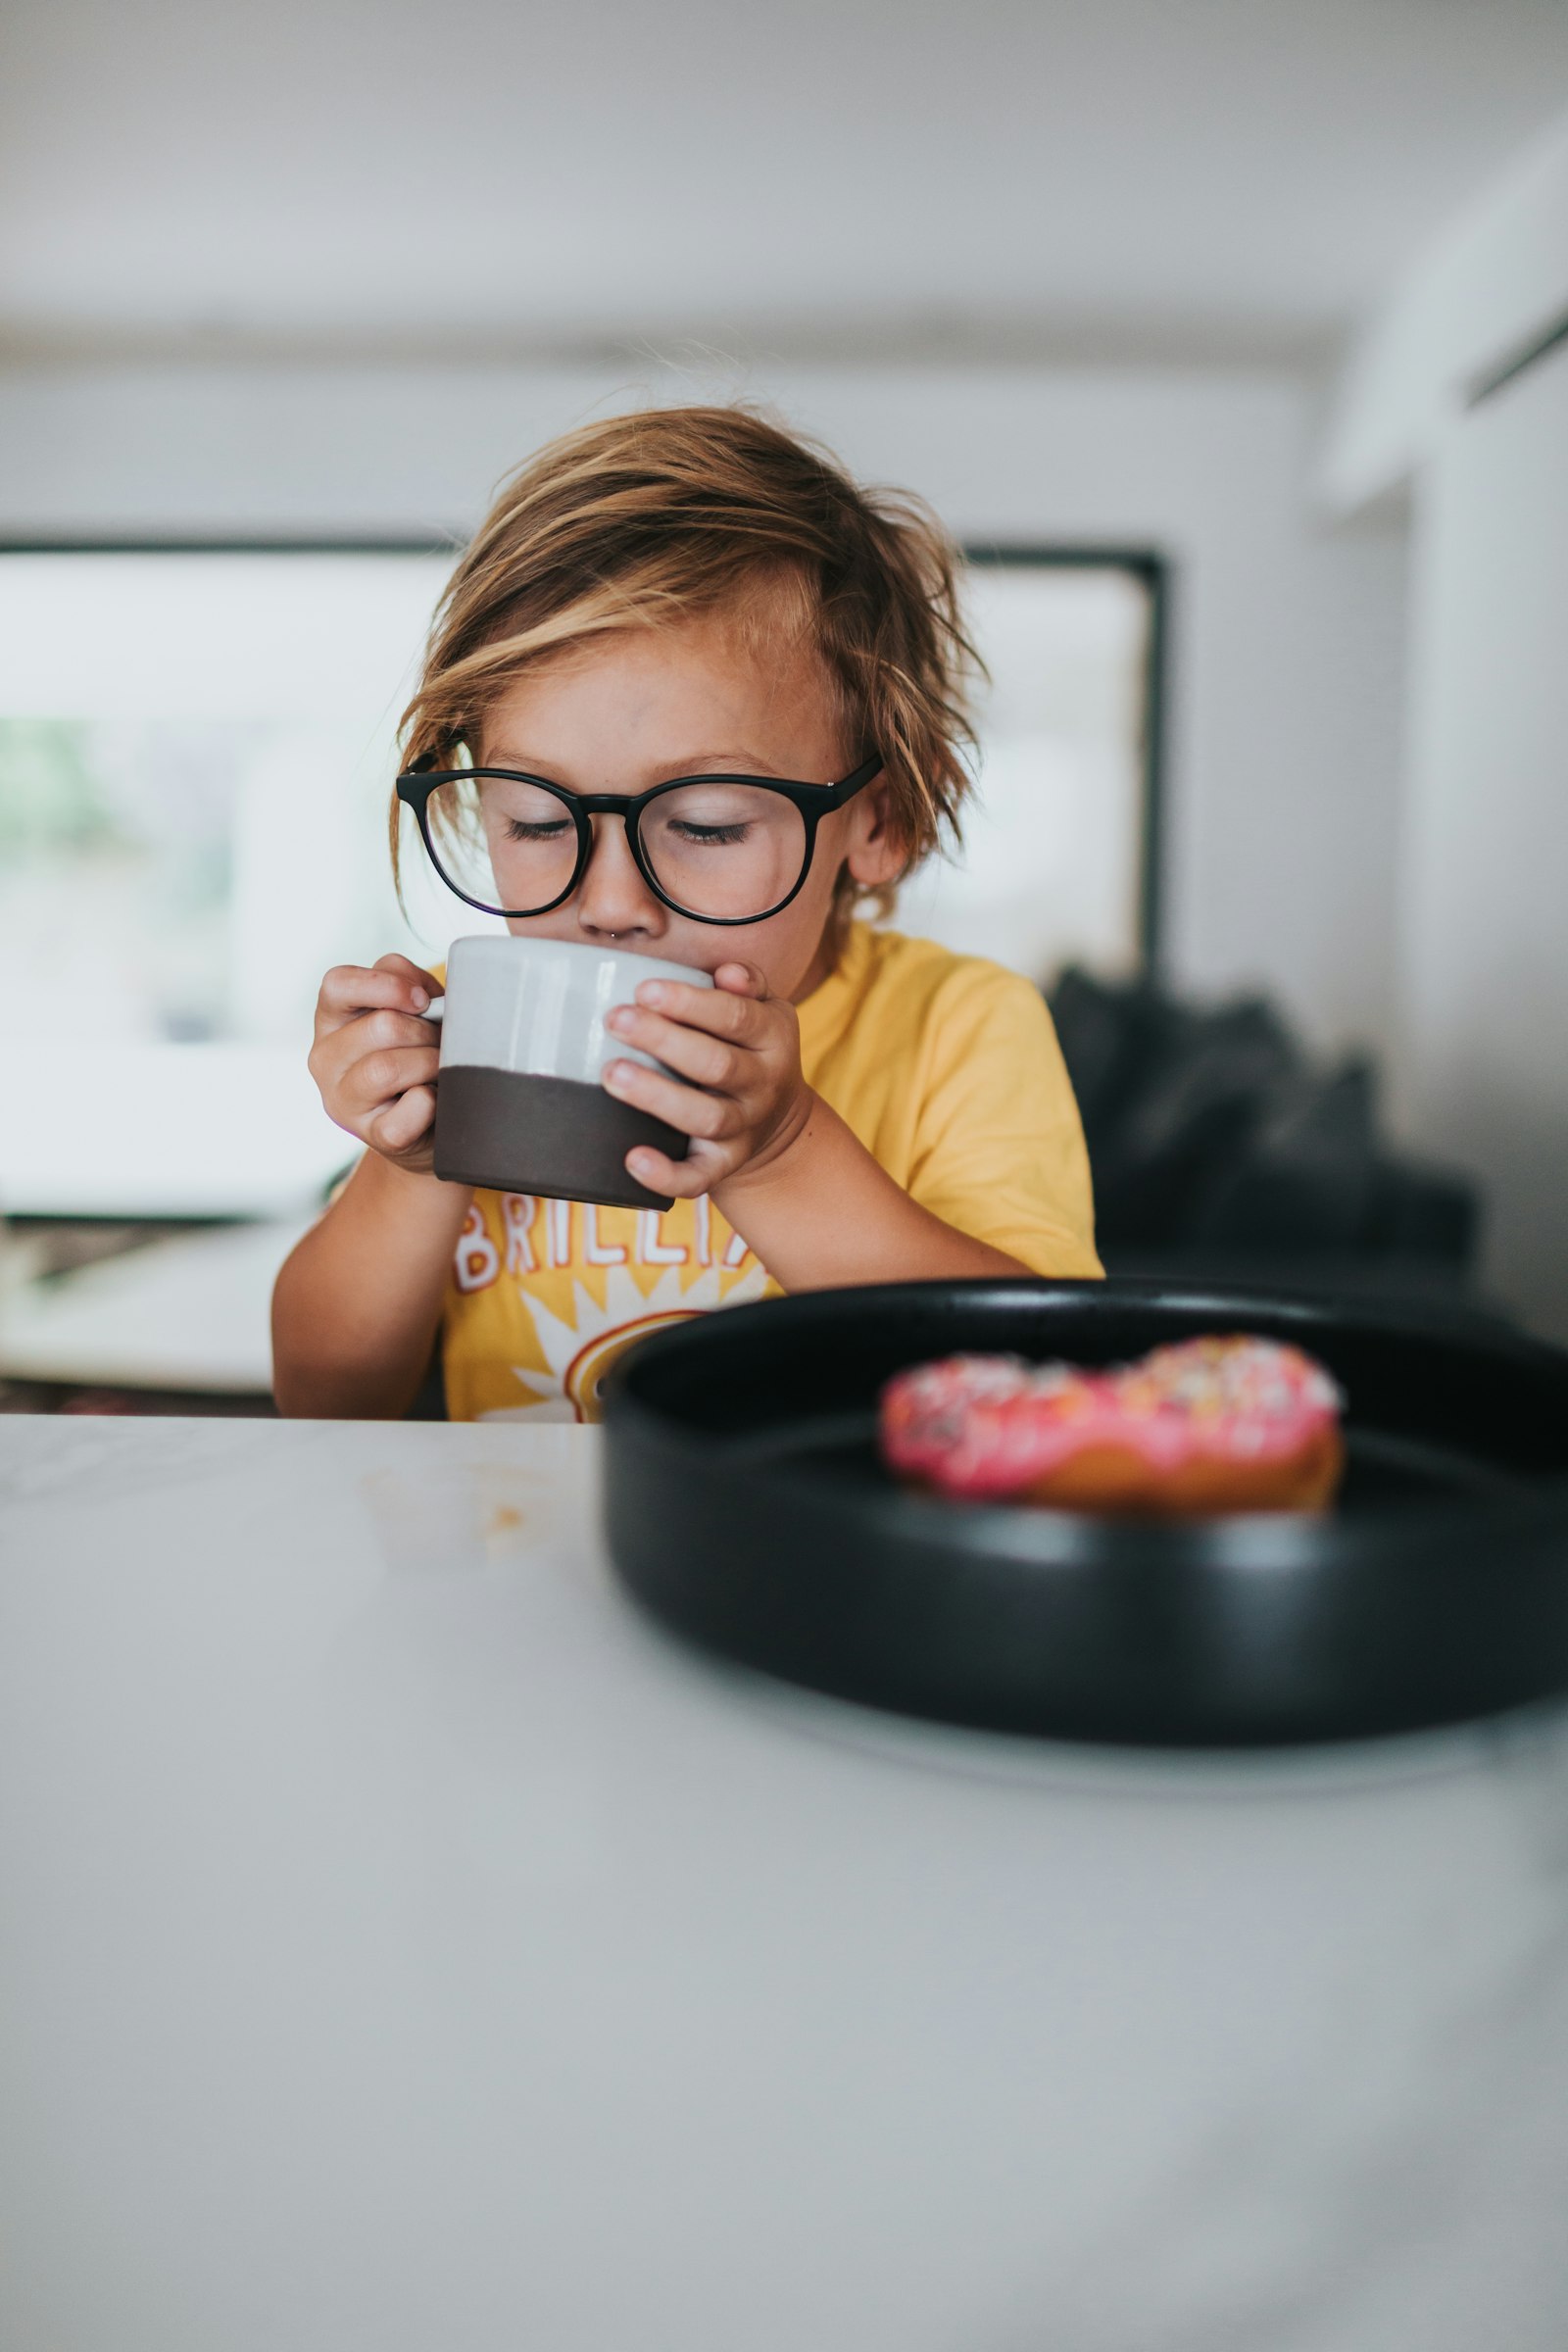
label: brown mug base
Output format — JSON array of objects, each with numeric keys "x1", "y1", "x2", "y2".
[{"x1": 433, "y1": 1064, "x2": 687, "y2": 1211}]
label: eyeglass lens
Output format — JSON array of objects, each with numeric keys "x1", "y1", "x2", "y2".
[{"x1": 422, "y1": 774, "x2": 809, "y2": 920}]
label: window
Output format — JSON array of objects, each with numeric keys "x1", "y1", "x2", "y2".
[
  {"x1": 0, "y1": 542, "x2": 1161, "y2": 1214},
  {"x1": 903, "y1": 549, "x2": 1160, "y2": 981}
]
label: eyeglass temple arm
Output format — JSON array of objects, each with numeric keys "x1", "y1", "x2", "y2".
[{"x1": 824, "y1": 755, "x2": 884, "y2": 804}]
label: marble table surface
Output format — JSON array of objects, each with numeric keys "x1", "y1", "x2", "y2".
[{"x1": 4, "y1": 1414, "x2": 1568, "y2": 2352}]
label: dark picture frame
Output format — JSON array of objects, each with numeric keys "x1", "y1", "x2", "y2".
[{"x1": 961, "y1": 543, "x2": 1169, "y2": 976}]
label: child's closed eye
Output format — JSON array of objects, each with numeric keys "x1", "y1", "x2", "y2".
[{"x1": 667, "y1": 819, "x2": 751, "y2": 847}]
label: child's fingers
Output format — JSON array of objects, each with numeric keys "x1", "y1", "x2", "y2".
[
  {"x1": 624, "y1": 1144, "x2": 722, "y2": 1200},
  {"x1": 629, "y1": 977, "x2": 770, "y2": 1045},
  {"x1": 332, "y1": 956, "x2": 438, "y2": 1010},
  {"x1": 372, "y1": 952, "x2": 443, "y2": 995},
  {"x1": 347, "y1": 1044, "x2": 441, "y2": 1115},
  {"x1": 348, "y1": 1006, "x2": 442, "y2": 1055},
  {"x1": 317, "y1": 960, "x2": 437, "y2": 1036},
  {"x1": 711, "y1": 960, "x2": 769, "y2": 998},
  {"x1": 368, "y1": 1084, "x2": 436, "y2": 1155},
  {"x1": 603, "y1": 1057, "x2": 735, "y2": 1141},
  {"x1": 608, "y1": 1005, "x2": 741, "y2": 1090}
]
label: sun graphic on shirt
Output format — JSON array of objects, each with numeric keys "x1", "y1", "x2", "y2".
[{"x1": 477, "y1": 1257, "x2": 771, "y2": 1425}]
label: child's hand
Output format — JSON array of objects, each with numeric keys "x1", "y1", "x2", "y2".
[
  {"x1": 309, "y1": 955, "x2": 445, "y2": 1174},
  {"x1": 602, "y1": 962, "x2": 813, "y2": 1201}
]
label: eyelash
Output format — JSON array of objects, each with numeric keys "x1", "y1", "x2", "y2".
[{"x1": 506, "y1": 817, "x2": 751, "y2": 847}]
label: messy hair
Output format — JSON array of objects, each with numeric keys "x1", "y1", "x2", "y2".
[{"x1": 394, "y1": 404, "x2": 982, "y2": 916}]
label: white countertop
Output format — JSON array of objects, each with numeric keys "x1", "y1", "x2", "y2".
[
  {"x1": 4, "y1": 1415, "x2": 1568, "y2": 2351},
  {"x1": 0, "y1": 1218, "x2": 310, "y2": 1393}
]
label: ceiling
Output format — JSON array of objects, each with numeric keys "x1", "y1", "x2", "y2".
[{"x1": 3, "y1": 0, "x2": 1567, "y2": 366}]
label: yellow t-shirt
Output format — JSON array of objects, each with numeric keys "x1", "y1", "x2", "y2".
[{"x1": 440, "y1": 924, "x2": 1100, "y2": 1422}]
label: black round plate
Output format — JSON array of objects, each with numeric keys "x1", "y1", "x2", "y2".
[{"x1": 601, "y1": 1280, "x2": 1568, "y2": 1748}]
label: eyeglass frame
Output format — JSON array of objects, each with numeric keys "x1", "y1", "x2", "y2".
[{"x1": 394, "y1": 751, "x2": 884, "y2": 927}]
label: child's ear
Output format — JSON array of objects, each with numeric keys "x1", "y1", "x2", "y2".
[{"x1": 844, "y1": 783, "x2": 907, "y2": 890}]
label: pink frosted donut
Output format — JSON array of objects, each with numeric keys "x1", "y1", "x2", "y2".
[{"x1": 880, "y1": 1335, "x2": 1345, "y2": 1515}]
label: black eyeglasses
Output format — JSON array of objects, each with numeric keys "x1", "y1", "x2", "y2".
[{"x1": 395, "y1": 753, "x2": 883, "y2": 927}]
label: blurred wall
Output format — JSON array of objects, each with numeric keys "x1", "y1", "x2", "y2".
[
  {"x1": 1326, "y1": 110, "x2": 1568, "y2": 1337},
  {"x1": 1396, "y1": 337, "x2": 1568, "y2": 1337},
  {"x1": 0, "y1": 357, "x2": 1408, "y2": 1056}
]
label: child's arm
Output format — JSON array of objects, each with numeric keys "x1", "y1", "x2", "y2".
[
  {"x1": 710, "y1": 1090, "x2": 1028, "y2": 1289},
  {"x1": 603, "y1": 964, "x2": 1036, "y2": 1291},
  {"x1": 271, "y1": 957, "x2": 469, "y2": 1416}
]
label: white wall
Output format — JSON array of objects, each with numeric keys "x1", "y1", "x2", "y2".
[
  {"x1": 0, "y1": 357, "x2": 1409, "y2": 1054},
  {"x1": 1322, "y1": 109, "x2": 1568, "y2": 513},
  {"x1": 1395, "y1": 335, "x2": 1568, "y2": 1339},
  {"x1": 1323, "y1": 109, "x2": 1568, "y2": 1338}
]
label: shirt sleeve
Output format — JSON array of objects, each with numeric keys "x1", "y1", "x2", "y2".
[{"x1": 906, "y1": 963, "x2": 1102, "y2": 1278}]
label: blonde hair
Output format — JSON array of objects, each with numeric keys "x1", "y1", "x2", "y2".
[{"x1": 394, "y1": 405, "x2": 981, "y2": 914}]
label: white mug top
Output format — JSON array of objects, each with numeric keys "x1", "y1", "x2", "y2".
[{"x1": 435, "y1": 934, "x2": 714, "y2": 1085}]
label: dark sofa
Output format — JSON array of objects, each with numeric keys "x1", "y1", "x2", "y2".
[{"x1": 1047, "y1": 965, "x2": 1482, "y2": 1313}]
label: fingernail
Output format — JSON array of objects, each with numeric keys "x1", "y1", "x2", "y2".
[
  {"x1": 639, "y1": 982, "x2": 666, "y2": 1008},
  {"x1": 604, "y1": 1061, "x2": 630, "y2": 1095},
  {"x1": 412, "y1": 988, "x2": 429, "y2": 1010},
  {"x1": 607, "y1": 1006, "x2": 631, "y2": 1033}
]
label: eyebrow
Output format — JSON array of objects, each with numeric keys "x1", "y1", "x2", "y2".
[{"x1": 481, "y1": 747, "x2": 790, "y2": 780}]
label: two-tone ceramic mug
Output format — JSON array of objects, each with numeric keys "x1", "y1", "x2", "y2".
[{"x1": 429, "y1": 934, "x2": 714, "y2": 1211}]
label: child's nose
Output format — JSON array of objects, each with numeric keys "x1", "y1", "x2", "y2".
[{"x1": 574, "y1": 814, "x2": 666, "y2": 940}]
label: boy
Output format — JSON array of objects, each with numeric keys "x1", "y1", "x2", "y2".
[{"x1": 272, "y1": 407, "x2": 1098, "y2": 1420}]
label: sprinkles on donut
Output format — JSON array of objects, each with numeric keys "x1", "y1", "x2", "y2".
[{"x1": 879, "y1": 1335, "x2": 1345, "y2": 1515}]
